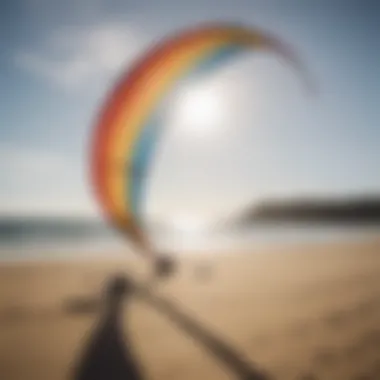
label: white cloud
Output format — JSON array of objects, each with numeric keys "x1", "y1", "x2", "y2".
[
  {"x1": 1, "y1": 145, "x2": 67, "y2": 176},
  {"x1": 0, "y1": 145, "x2": 97, "y2": 216},
  {"x1": 0, "y1": 195, "x2": 97, "y2": 218},
  {"x1": 15, "y1": 21, "x2": 144, "y2": 91}
]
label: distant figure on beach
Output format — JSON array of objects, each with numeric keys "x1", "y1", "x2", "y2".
[
  {"x1": 73, "y1": 275, "x2": 144, "y2": 380},
  {"x1": 154, "y1": 253, "x2": 177, "y2": 280}
]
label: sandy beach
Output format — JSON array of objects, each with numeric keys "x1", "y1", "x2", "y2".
[{"x1": 0, "y1": 238, "x2": 380, "y2": 380}]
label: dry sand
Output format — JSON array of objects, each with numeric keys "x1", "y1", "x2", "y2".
[{"x1": 0, "y1": 238, "x2": 380, "y2": 380}]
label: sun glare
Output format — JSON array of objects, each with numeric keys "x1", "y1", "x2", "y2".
[
  {"x1": 166, "y1": 82, "x2": 226, "y2": 138},
  {"x1": 171, "y1": 215, "x2": 208, "y2": 234}
]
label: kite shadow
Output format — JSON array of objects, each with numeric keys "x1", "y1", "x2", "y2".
[
  {"x1": 72, "y1": 275, "x2": 145, "y2": 380},
  {"x1": 71, "y1": 274, "x2": 272, "y2": 380}
]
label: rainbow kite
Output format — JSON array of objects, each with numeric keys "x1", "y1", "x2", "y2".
[{"x1": 90, "y1": 22, "x2": 310, "y2": 254}]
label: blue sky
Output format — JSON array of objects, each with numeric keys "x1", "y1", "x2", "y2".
[{"x1": 1, "y1": 0, "x2": 379, "y2": 224}]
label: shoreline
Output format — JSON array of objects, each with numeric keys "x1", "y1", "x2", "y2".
[{"x1": 0, "y1": 234, "x2": 379, "y2": 267}]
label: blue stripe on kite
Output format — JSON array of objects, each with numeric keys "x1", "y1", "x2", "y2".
[
  {"x1": 187, "y1": 44, "x2": 244, "y2": 82},
  {"x1": 128, "y1": 44, "x2": 246, "y2": 221},
  {"x1": 129, "y1": 111, "x2": 162, "y2": 221}
]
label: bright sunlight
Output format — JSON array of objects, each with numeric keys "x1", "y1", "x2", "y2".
[{"x1": 165, "y1": 81, "x2": 227, "y2": 138}]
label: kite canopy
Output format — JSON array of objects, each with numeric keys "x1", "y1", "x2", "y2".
[{"x1": 90, "y1": 22, "x2": 311, "y2": 254}]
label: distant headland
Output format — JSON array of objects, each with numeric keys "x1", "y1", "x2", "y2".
[{"x1": 235, "y1": 196, "x2": 380, "y2": 225}]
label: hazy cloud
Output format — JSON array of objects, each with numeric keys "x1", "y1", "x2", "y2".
[
  {"x1": 0, "y1": 144, "x2": 96, "y2": 216},
  {"x1": 15, "y1": 21, "x2": 144, "y2": 91}
]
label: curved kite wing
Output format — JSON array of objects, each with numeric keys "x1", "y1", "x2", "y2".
[{"x1": 90, "y1": 22, "x2": 311, "y2": 254}]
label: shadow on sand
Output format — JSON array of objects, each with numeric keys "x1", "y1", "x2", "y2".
[
  {"x1": 73, "y1": 275, "x2": 144, "y2": 380},
  {"x1": 72, "y1": 274, "x2": 272, "y2": 380}
]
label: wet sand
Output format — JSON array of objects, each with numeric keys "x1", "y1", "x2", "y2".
[{"x1": 0, "y1": 238, "x2": 380, "y2": 380}]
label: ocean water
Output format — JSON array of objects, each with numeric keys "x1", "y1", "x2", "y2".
[{"x1": 0, "y1": 219, "x2": 379, "y2": 262}]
